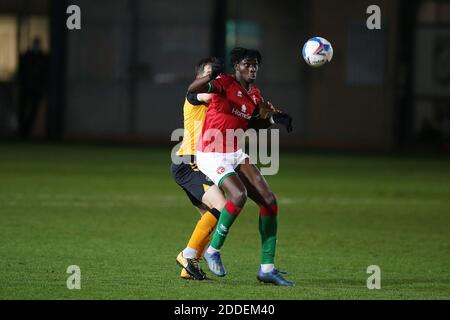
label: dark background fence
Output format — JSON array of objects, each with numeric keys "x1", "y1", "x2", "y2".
[{"x1": 0, "y1": 0, "x2": 449, "y2": 151}]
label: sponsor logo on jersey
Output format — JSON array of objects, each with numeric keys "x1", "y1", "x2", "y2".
[
  {"x1": 217, "y1": 166, "x2": 225, "y2": 174},
  {"x1": 231, "y1": 107, "x2": 251, "y2": 120}
]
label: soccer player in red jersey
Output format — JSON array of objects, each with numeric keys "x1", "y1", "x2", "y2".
[{"x1": 187, "y1": 47, "x2": 294, "y2": 286}]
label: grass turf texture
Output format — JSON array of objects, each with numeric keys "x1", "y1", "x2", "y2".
[{"x1": 0, "y1": 142, "x2": 449, "y2": 299}]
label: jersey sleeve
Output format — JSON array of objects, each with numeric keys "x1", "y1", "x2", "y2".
[
  {"x1": 210, "y1": 74, "x2": 233, "y2": 95},
  {"x1": 253, "y1": 87, "x2": 264, "y2": 104},
  {"x1": 250, "y1": 87, "x2": 265, "y2": 118}
]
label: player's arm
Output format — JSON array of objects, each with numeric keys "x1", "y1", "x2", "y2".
[
  {"x1": 249, "y1": 101, "x2": 274, "y2": 129},
  {"x1": 186, "y1": 92, "x2": 212, "y2": 106},
  {"x1": 270, "y1": 112, "x2": 293, "y2": 133},
  {"x1": 249, "y1": 101, "x2": 293, "y2": 133},
  {"x1": 197, "y1": 93, "x2": 212, "y2": 104},
  {"x1": 187, "y1": 75, "x2": 214, "y2": 94},
  {"x1": 188, "y1": 59, "x2": 223, "y2": 94}
]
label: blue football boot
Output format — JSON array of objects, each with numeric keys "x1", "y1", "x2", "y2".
[
  {"x1": 257, "y1": 268, "x2": 295, "y2": 286},
  {"x1": 203, "y1": 251, "x2": 226, "y2": 277}
]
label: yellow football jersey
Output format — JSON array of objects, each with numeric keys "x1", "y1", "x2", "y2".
[{"x1": 176, "y1": 96, "x2": 207, "y2": 156}]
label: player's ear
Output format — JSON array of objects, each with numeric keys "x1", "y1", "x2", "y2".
[{"x1": 233, "y1": 63, "x2": 239, "y2": 72}]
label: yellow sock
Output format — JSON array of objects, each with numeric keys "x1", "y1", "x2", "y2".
[
  {"x1": 196, "y1": 233, "x2": 212, "y2": 259},
  {"x1": 187, "y1": 211, "x2": 217, "y2": 256}
]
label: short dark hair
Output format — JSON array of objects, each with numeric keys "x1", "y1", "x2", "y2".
[
  {"x1": 230, "y1": 47, "x2": 262, "y2": 67},
  {"x1": 195, "y1": 57, "x2": 218, "y2": 76}
]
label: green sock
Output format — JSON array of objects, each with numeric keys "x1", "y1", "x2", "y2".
[
  {"x1": 259, "y1": 215, "x2": 278, "y2": 264},
  {"x1": 210, "y1": 203, "x2": 239, "y2": 250}
]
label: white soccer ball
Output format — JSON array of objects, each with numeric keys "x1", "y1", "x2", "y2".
[{"x1": 302, "y1": 37, "x2": 333, "y2": 67}]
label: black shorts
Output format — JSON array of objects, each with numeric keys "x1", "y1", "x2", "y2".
[{"x1": 171, "y1": 155, "x2": 214, "y2": 207}]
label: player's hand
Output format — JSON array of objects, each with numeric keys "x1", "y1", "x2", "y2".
[
  {"x1": 210, "y1": 59, "x2": 224, "y2": 80},
  {"x1": 266, "y1": 101, "x2": 281, "y2": 113},
  {"x1": 272, "y1": 112, "x2": 293, "y2": 133},
  {"x1": 259, "y1": 101, "x2": 280, "y2": 119},
  {"x1": 258, "y1": 101, "x2": 272, "y2": 119}
]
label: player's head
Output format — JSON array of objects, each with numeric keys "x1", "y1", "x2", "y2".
[
  {"x1": 195, "y1": 57, "x2": 218, "y2": 79},
  {"x1": 230, "y1": 47, "x2": 262, "y2": 84}
]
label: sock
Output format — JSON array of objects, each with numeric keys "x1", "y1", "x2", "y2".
[
  {"x1": 182, "y1": 247, "x2": 197, "y2": 259},
  {"x1": 261, "y1": 264, "x2": 275, "y2": 273},
  {"x1": 196, "y1": 233, "x2": 211, "y2": 259},
  {"x1": 196, "y1": 208, "x2": 221, "y2": 258},
  {"x1": 206, "y1": 246, "x2": 220, "y2": 255},
  {"x1": 210, "y1": 200, "x2": 242, "y2": 250},
  {"x1": 259, "y1": 205, "x2": 278, "y2": 264},
  {"x1": 186, "y1": 210, "x2": 218, "y2": 258}
]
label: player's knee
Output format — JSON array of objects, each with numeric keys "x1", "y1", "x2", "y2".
[
  {"x1": 204, "y1": 186, "x2": 227, "y2": 211},
  {"x1": 231, "y1": 188, "x2": 247, "y2": 208},
  {"x1": 265, "y1": 192, "x2": 277, "y2": 207}
]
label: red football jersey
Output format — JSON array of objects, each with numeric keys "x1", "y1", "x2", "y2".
[{"x1": 198, "y1": 74, "x2": 264, "y2": 153}]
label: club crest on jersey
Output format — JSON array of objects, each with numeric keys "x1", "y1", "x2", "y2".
[
  {"x1": 217, "y1": 166, "x2": 225, "y2": 174},
  {"x1": 237, "y1": 91, "x2": 243, "y2": 97}
]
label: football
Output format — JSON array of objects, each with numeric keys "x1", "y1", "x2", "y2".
[{"x1": 302, "y1": 37, "x2": 333, "y2": 67}]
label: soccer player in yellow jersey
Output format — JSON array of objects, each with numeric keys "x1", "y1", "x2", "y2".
[{"x1": 171, "y1": 58, "x2": 226, "y2": 280}]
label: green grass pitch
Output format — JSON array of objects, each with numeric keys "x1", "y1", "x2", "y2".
[{"x1": 0, "y1": 142, "x2": 449, "y2": 299}]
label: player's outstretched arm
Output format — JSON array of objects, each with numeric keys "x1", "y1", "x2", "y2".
[
  {"x1": 188, "y1": 59, "x2": 223, "y2": 94},
  {"x1": 249, "y1": 101, "x2": 273, "y2": 129},
  {"x1": 271, "y1": 112, "x2": 293, "y2": 133},
  {"x1": 250, "y1": 101, "x2": 293, "y2": 132},
  {"x1": 249, "y1": 113, "x2": 294, "y2": 132},
  {"x1": 187, "y1": 75, "x2": 212, "y2": 94}
]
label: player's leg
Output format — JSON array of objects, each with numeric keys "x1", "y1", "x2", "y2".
[
  {"x1": 238, "y1": 159, "x2": 277, "y2": 266},
  {"x1": 196, "y1": 186, "x2": 227, "y2": 258},
  {"x1": 196, "y1": 151, "x2": 248, "y2": 277},
  {"x1": 175, "y1": 191, "x2": 211, "y2": 280},
  {"x1": 180, "y1": 184, "x2": 227, "y2": 278},
  {"x1": 209, "y1": 174, "x2": 247, "y2": 250},
  {"x1": 172, "y1": 160, "x2": 217, "y2": 280},
  {"x1": 179, "y1": 204, "x2": 212, "y2": 279},
  {"x1": 183, "y1": 186, "x2": 225, "y2": 261},
  {"x1": 179, "y1": 205, "x2": 208, "y2": 279},
  {"x1": 238, "y1": 159, "x2": 294, "y2": 286},
  {"x1": 203, "y1": 174, "x2": 247, "y2": 276}
]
